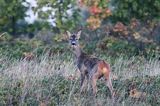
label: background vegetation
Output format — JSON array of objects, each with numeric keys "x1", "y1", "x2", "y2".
[{"x1": 0, "y1": 0, "x2": 160, "y2": 105}]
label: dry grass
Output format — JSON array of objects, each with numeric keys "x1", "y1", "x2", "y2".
[{"x1": 0, "y1": 54, "x2": 160, "y2": 106}]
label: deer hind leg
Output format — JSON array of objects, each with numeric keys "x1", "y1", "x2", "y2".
[
  {"x1": 107, "y1": 77, "x2": 114, "y2": 98},
  {"x1": 105, "y1": 74, "x2": 115, "y2": 103}
]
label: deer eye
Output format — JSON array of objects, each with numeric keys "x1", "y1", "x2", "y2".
[{"x1": 69, "y1": 38, "x2": 74, "y2": 40}]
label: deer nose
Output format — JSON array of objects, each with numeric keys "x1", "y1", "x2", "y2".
[
  {"x1": 71, "y1": 41, "x2": 76, "y2": 45},
  {"x1": 72, "y1": 42, "x2": 76, "y2": 45}
]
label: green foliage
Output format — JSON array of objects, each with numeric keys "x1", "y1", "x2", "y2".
[
  {"x1": 111, "y1": 0, "x2": 160, "y2": 23},
  {"x1": 0, "y1": 75, "x2": 75, "y2": 105},
  {"x1": 0, "y1": 50, "x2": 160, "y2": 105},
  {"x1": 17, "y1": 21, "x2": 51, "y2": 35},
  {"x1": 1, "y1": 73, "x2": 160, "y2": 105},
  {"x1": 0, "y1": 33, "x2": 159, "y2": 60},
  {"x1": 97, "y1": 36, "x2": 160, "y2": 58},
  {"x1": 97, "y1": 37, "x2": 137, "y2": 57},
  {"x1": 0, "y1": 38, "x2": 45, "y2": 59},
  {"x1": 35, "y1": 0, "x2": 81, "y2": 32},
  {"x1": 0, "y1": 32, "x2": 13, "y2": 41},
  {"x1": 0, "y1": 40, "x2": 31, "y2": 59},
  {"x1": 0, "y1": 37, "x2": 70, "y2": 59},
  {"x1": 0, "y1": 0, "x2": 28, "y2": 35}
]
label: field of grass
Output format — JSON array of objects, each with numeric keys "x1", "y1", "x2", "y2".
[{"x1": 0, "y1": 53, "x2": 160, "y2": 106}]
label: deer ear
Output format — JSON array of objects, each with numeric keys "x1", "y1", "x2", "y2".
[
  {"x1": 77, "y1": 30, "x2": 82, "y2": 39},
  {"x1": 66, "y1": 31, "x2": 71, "y2": 39}
]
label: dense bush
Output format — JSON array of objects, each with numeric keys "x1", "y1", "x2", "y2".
[
  {"x1": 0, "y1": 30, "x2": 159, "y2": 59},
  {"x1": 97, "y1": 36, "x2": 160, "y2": 58},
  {"x1": 111, "y1": 0, "x2": 160, "y2": 23}
]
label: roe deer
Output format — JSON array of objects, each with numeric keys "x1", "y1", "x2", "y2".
[{"x1": 66, "y1": 30, "x2": 115, "y2": 99}]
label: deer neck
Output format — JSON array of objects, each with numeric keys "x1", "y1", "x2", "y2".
[{"x1": 73, "y1": 45, "x2": 83, "y2": 58}]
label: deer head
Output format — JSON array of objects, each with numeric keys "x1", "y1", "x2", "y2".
[
  {"x1": 66, "y1": 30, "x2": 82, "y2": 47},
  {"x1": 66, "y1": 30, "x2": 82, "y2": 57}
]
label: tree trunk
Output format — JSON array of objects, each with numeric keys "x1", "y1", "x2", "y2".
[{"x1": 11, "y1": 16, "x2": 16, "y2": 36}]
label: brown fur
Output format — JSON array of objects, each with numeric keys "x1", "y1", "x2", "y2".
[
  {"x1": 67, "y1": 30, "x2": 115, "y2": 101},
  {"x1": 98, "y1": 61, "x2": 110, "y2": 77}
]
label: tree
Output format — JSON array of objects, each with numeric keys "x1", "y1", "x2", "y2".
[
  {"x1": 111, "y1": 0, "x2": 160, "y2": 23},
  {"x1": 35, "y1": 0, "x2": 81, "y2": 32},
  {"x1": 79, "y1": 0, "x2": 111, "y2": 30},
  {"x1": 34, "y1": 0, "x2": 111, "y2": 31},
  {"x1": 0, "y1": 0, "x2": 28, "y2": 35}
]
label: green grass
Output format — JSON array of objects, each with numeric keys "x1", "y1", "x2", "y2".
[{"x1": 0, "y1": 54, "x2": 160, "y2": 106}]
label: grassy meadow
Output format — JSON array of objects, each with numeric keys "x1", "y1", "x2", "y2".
[
  {"x1": 0, "y1": 0, "x2": 160, "y2": 105},
  {"x1": 0, "y1": 52, "x2": 160, "y2": 106}
]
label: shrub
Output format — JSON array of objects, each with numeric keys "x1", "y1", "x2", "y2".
[{"x1": 111, "y1": 0, "x2": 160, "y2": 23}]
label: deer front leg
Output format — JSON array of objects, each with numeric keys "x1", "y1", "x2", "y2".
[
  {"x1": 91, "y1": 76, "x2": 98, "y2": 96},
  {"x1": 80, "y1": 73, "x2": 86, "y2": 94}
]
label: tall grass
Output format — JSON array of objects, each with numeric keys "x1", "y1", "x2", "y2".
[{"x1": 0, "y1": 54, "x2": 160, "y2": 106}]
